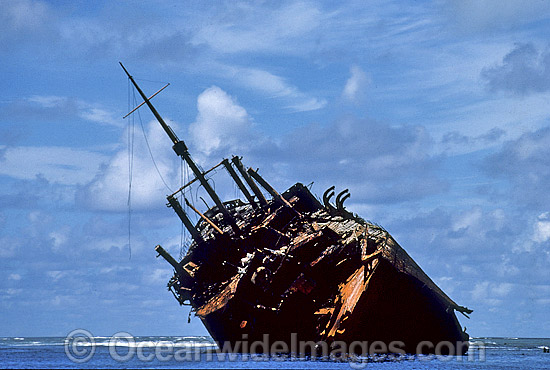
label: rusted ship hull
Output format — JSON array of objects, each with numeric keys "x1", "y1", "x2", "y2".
[
  {"x1": 163, "y1": 183, "x2": 470, "y2": 355},
  {"x1": 120, "y1": 63, "x2": 471, "y2": 356}
]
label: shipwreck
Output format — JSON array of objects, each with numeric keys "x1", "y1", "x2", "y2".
[{"x1": 121, "y1": 63, "x2": 472, "y2": 355}]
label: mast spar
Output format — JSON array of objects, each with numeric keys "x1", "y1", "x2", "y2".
[{"x1": 120, "y1": 62, "x2": 239, "y2": 234}]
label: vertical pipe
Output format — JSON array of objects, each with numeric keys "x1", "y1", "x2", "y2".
[
  {"x1": 222, "y1": 159, "x2": 258, "y2": 209},
  {"x1": 247, "y1": 168, "x2": 292, "y2": 208},
  {"x1": 155, "y1": 245, "x2": 184, "y2": 275},
  {"x1": 231, "y1": 156, "x2": 268, "y2": 207},
  {"x1": 167, "y1": 195, "x2": 202, "y2": 242},
  {"x1": 177, "y1": 149, "x2": 239, "y2": 233}
]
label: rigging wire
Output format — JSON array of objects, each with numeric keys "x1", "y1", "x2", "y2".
[
  {"x1": 126, "y1": 79, "x2": 175, "y2": 260},
  {"x1": 126, "y1": 79, "x2": 134, "y2": 260},
  {"x1": 125, "y1": 78, "x2": 215, "y2": 261},
  {"x1": 135, "y1": 77, "x2": 171, "y2": 85},
  {"x1": 132, "y1": 94, "x2": 174, "y2": 193}
]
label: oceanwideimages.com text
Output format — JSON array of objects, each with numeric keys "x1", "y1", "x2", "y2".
[{"x1": 64, "y1": 329, "x2": 486, "y2": 368}]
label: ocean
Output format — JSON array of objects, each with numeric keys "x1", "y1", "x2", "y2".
[{"x1": 0, "y1": 336, "x2": 548, "y2": 369}]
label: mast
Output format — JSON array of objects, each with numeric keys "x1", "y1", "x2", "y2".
[
  {"x1": 120, "y1": 63, "x2": 239, "y2": 233},
  {"x1": 120, "y1": 62, "x2": 179, "y2": 144}
]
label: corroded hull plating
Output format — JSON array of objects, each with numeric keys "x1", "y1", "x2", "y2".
[
  {"x1": 120, "y1": 63, "x2": 471, "y2": 355},
  {"x1": 165, "y1": 183, "x2": 471, "y2": 355}
]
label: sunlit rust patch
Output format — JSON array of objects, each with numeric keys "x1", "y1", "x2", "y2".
[
  {"x1": 325, "y1": 258, "x2": 379, "y2": 338},
  {"x1": 196, "y1": 274, "x2": 241, "y2": 317}
]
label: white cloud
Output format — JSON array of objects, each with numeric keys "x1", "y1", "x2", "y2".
[
  {"x1": 286, "y1": 97, "x2": 326, "y2": 112},
  {"x1": 472, "y1": 281, "x2": 514, "y2": 306},
  {"x1": 191, "y1": 1, "x2": 323, "y2": 54},
  {"x1": 217, "y1": 64, "x2": 326, "y2": 112},
  {"x1": 189, "y1": 86, "x2": 255, "y2": 156},
  {"x1": 5, "y1": 288, "x2": 22, "y2": 296},
  {"x1": 79, "y1": 107, "x2": 121, "y2": 127},
  {"x1": 82, "y1": 235, "x2": 133, "y2": 252},
  {"x1": 27, "y1": 95, "x2": 67, "y2": 108},
  {"x1": 0, "y1": 0, "x2": 52, "y2": 34},
  {"x1": 492, "y1": 282, "x2": 513, "y2": 297},
  {"x1": 49, "y1": 228, "x2": 69, "y2": 250},
  {"x1": 47, "y1": 271, "x2": 67, "y2": 282},
  {"x1": 79, "y1": 87, "x2": 266, "y2": 212},
  {"x1": 533, "y1": 212, "x2": 550, "y2": 243},
  {"x1": 8, "y1": 274, "x2": 21, "y2": 281},
  {"x1": 28, "y1": 95, "x2": 122, "y2": 127},
  {"x1": 237, "y1": 68, "x2": 295, "y2": 97},
  {"x1": 50, "y1": 295, "x2": 77, "y2": 307},
  {"x1": 0, "y1": 145, "x2": 108, "y2": 185},
  {"x1": 496, "y1": 256, "x2": 520, "y2": 277},
  {"x1": 146, "y1": 268, "x2": 172, "y2": 285},
  {"x1": 79, "y1": 119, "x2": 180, "y2": 211},
  {"x1": 452, "y1": 206, "x2": 482, "y2": 232},
  {"x1": 342, "y1": 65, "x2": 369, "y2": 103}
]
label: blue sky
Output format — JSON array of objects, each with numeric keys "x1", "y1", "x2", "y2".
[{"x1": 1, "y1": 0, "x2": 550, "y2": 338}]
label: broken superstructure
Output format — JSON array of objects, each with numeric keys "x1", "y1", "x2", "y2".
[{"x1": 121, "y1": 63, "x2": 472, "y2": 355}]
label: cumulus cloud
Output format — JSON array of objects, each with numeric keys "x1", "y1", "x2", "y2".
[
  {"x1": 342, "y1": 65, "x2": 369, "y2": 103},
  {"x1": 189, "y1": 86, "x2": 257, "y2": 156},
  {"x1": 139, "y1": 86, "x2": 447, "y2": 208},
  {"x1": 481, "y1": 43, "x2": 550, "y2": 95},
  {"x1": 77, "y1": 86, "x2": 276, "y2": 212},
  {"x1": 78, "y1": 120, "x2": 180, "y2": 211},
  {"x1": 533, "y1": 212, "x2": 550, "y2": 243}
]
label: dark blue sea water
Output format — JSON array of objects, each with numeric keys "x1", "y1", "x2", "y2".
[{"x1": 1, "y1": 336, "x2": 548, "y2": 369}]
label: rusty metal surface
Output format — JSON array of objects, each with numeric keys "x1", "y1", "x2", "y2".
[
  {"x1": 161, "y1": 182, "x2": 470, "y2": 353},
  {"x1": 157, "y1": 182, "x2": 471, "y2": 354},
  {"x1": 324, "y1": 264, "x2": 370, "y2": 338},
  {"x1": 196, "y1": 274, "x2": 241, "y2": 317},
  {"x1": 122, "y1": 66, "x2": 471, "y2": 354}
]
